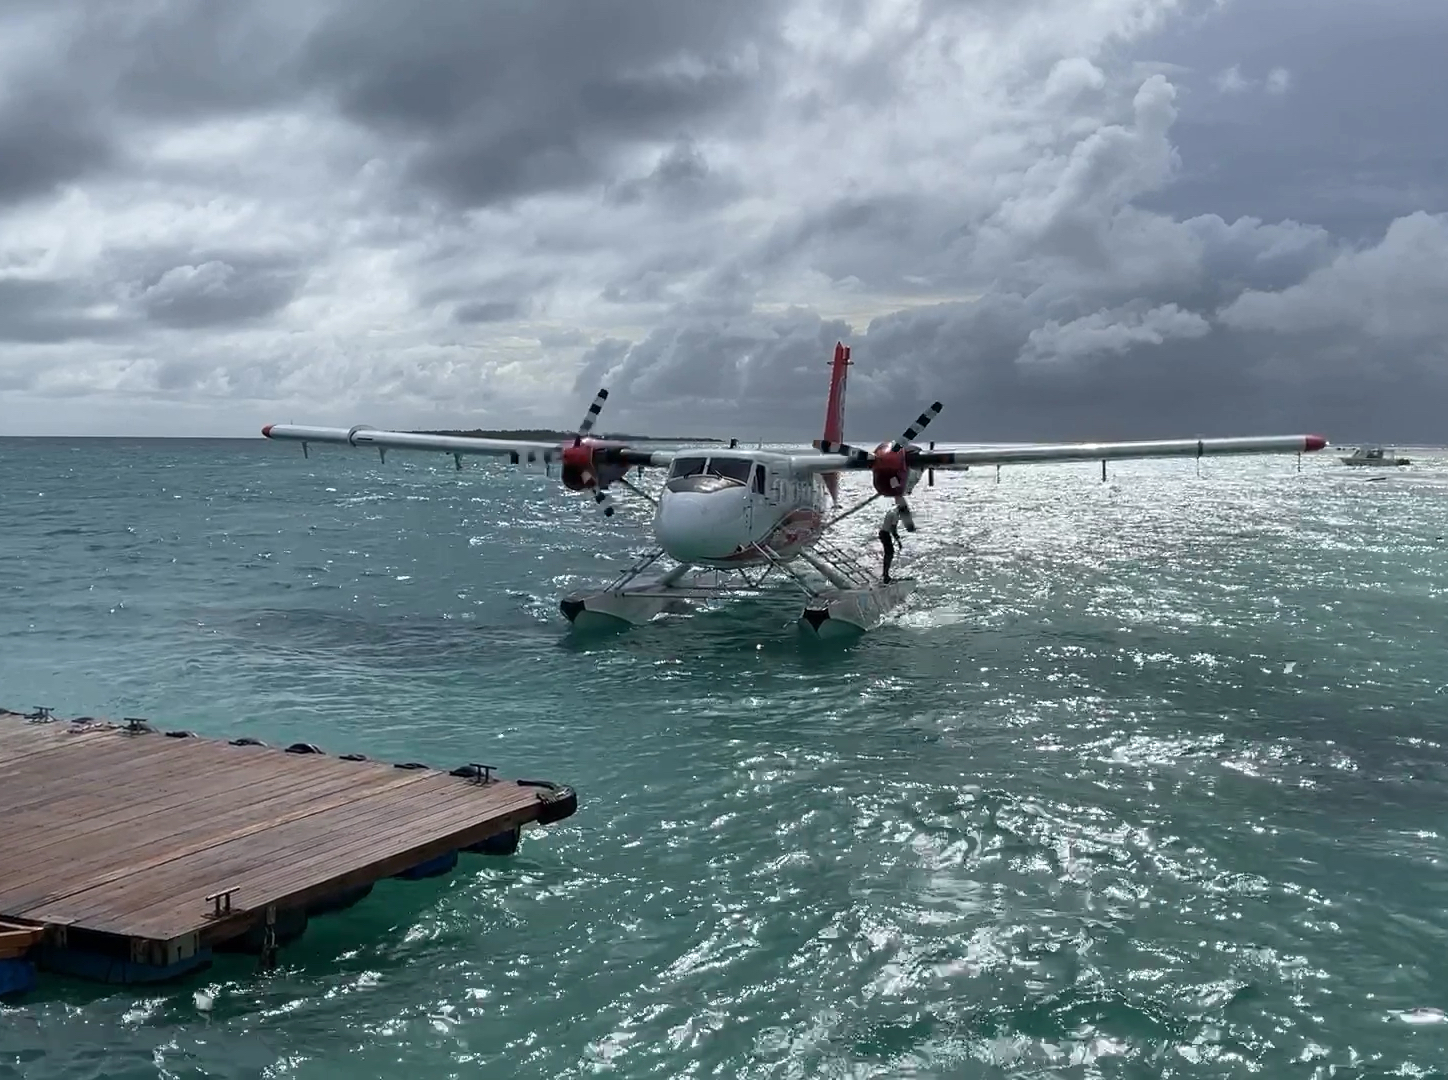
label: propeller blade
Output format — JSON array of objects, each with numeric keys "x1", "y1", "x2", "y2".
[
  {"x1": 815, "y1": 439, "x2": 874, "y2": 463},
  {"x1": 892, "y1": 401, "x2": 943, "y2": 451},
  {"x1": 574, "y1": 388, "x2": 609, "y2": 444}
]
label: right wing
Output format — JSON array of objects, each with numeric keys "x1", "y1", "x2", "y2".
[
  {"x1": 785, "y1": 430, "x2": 1327, "y2": 532},
  {"x1": 795, "y1": 433, "x2": 1328, "y2": 472},
  {"x1": 792, "y1": 393, "x2": 1326, "y2": 471}
]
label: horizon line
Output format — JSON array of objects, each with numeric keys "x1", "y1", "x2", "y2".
[{"x1": 1, "y1": 434, "x2": 1441, "y2": 451}]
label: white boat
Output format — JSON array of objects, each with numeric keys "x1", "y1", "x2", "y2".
[{"x1": 1340, "y1": 445, "x2": 1411, "y2": 467}]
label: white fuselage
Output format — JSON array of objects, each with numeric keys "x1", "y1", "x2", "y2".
[{"x1": 650, "y1": 448, "x2": 833, "y2": 567}]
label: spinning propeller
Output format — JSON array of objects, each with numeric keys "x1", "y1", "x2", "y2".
[
  {"x1": 816, "y1": 401, "x2": 944, "y2": 531},
  {"x1": 558, "y1": 388, "x2": 621, "y2": 518}
]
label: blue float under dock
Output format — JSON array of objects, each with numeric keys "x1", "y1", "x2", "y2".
[{"x1": 0, "y1": 707, "x2": 577, "y2": 990}]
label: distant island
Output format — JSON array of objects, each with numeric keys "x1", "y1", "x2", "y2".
[{"x1": 414, "y1": 428, "x2": 725, "y2": 444}]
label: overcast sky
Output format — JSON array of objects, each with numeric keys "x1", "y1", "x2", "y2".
[{"x1": 1, "y1": 0, "x2": 1444, "y2": 442}]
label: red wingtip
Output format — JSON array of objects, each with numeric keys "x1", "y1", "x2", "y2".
[
  {"x1": 1305, "y1": 434, "x2": 1327, "y2": 451},
  {"x1": 262, "y1": 424, "x2": 274, "y2": 438}
]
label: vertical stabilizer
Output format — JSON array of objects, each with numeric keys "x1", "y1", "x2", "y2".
[{"x1": 821, "y1": 341, "x2": 851, "y2": 501}]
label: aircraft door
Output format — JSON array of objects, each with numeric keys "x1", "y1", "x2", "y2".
[{"x1": 748, "y1": 463, "x2": 771, "y2": 533}]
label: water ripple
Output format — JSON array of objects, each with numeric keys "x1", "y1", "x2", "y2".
[{"x1": 3, "y1": 441, "x2": 1448, "y2": 1076}]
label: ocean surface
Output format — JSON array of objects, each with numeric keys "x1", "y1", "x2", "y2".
[{"x1": 2, "y1": 436, "x2": 1447, "y2": 1078}]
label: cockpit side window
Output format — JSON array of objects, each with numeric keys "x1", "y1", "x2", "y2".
[
  {"x1": 706, "y1": 457, "x2": 751, "y2": 483},
  {"x1": 751, "y1": 464, "x2": 766, "y2": 493}
]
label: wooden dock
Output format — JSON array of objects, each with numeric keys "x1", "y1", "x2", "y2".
[{"x1": 0, "y1": 706, "x2": 577, "y2": 990}]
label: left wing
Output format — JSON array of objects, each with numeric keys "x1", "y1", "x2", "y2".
[
  {"x1": 260, "y1": 387, "x2": 680, "y2": 518},
  {"x1": 261, "y1": 384, "x2": 678, "y2": 471},
  {"x1": 261, "y1": 423, "x2": 676, "y2": 470}
]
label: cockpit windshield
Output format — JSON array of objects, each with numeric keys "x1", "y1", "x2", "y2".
[
  {"x1": 706, "y1": 458, "x2": 752, "y2": 484},
  {"x1": 666, "y1": 455, "x2": 756, "y2": 493},
  {"x1": 669, "y1": 456, "x2": 708, "y2": 478}
]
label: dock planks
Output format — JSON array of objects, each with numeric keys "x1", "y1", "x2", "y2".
[{"x1": 0, "y1": 707, "x2": 577, "y2": 978}]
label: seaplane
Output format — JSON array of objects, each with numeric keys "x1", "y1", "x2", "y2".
[{"x1": 260, "y1": 343, "x2": 1328, "y2": 637}]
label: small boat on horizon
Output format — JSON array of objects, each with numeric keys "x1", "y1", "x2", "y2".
[{"x1": 1340, "y1": 445, "x2": 1411, "y2": 467}]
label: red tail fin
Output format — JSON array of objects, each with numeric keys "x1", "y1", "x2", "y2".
[{"x1": 822, "y1": 341, "x2": 850, "y2": 500}]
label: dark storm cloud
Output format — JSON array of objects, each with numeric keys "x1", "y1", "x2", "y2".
[
  {"x1": 733, "y1": 74, "x2": 1192, "y2": 305},
  {"x1": 455, "y1": 300, "x2": 525, "y2": 324},
  {"x1": 588, "y1": 202, "x2": 1448, "y2": 444},
  {"x1": 850, "y1": 301, "x2": 1315, "y2": 443},
  {"x1": 600, "y1": 247, "x2": 718, "y2": 306},
  {"x1": 599, "y1": 298, "x2": 1194, "y2": 443},
  {"x1": 0, "y1": 88, "x2": 114, "y2": 206},
  {"x1": 603, "y1": 139, "x2": 742, "y2": 211},
  {"x1": 137, "y1": 256, "x2": 305, "y2": 329},
  {"x1": 0, "y1": 0, "x2": 314, "y2": 209},
  {"x1": 573, "y1": 0, "x2": 1448, "y2": 448},
  {"x1": 2, "y1": 0, "x2": 1444, "y2": 442},
  {"x1": 577, "y1": 311, "x2": 858, "y2": 438},
  {"x1": 0, "y1": 278, "x2": 131, "y2": 345},
  {"x1": 0, "y1": 2, "x2": 118, "y2": 208},
  {"x1": 95, "y1": 0, "x2": 315, "y2": 120},
  {"x1": 573, "y1": 337, "x2": 634, "y2": 397},
  {"x1": 0, "y1": 249, "x2": 302, "y2": 371},
  {"x1": 415, "y1": 265, "x2": 553, "y2": 327},
  {"x1": 538, "y1": 327, "x2": 590, "y2": 349},
  {"x1": 300, "y1": 0, "x2": 784, "y2": 208},
  {"x1": 20, "y1": 0, "x2": 321, "y2": 120},
  {"x1": 749, "y1": 193, "x2": 957, "y2": 298},
  {"x1": 1137, "y1": 0, "x2": 1448, "y2": 239}
]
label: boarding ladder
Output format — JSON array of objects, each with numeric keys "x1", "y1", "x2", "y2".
[
  {"x1": 602, "y1": 548, "x2": 668, "y2": 592},
  {"x1": 808, "y1": 536, "x2": 877, "y2": 589}
]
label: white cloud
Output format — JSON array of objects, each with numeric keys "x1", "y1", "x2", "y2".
[
  {"x1": 1264, "y1": 66, "x2": 1291, "y2": 94},
  {"x1": 1210, "y1": 63, "x2": 1290, "y2": 97},
  {"x1": 1019, "y1": 302, "x2": 1211, "y2": 365},
  {"x1": 1218, "y1": 211, "x2": 1448, "y2": 341},
  {"x1": 1213, "y1": 64, "x2": 1251, "y2": 93}
]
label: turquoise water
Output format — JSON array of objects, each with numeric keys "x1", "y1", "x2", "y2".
[{"x1": 3, "y1": 437, "x2": 1448, "y2": 1077}]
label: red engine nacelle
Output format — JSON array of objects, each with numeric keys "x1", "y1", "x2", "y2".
[
  {"x1": 560, "y1": 440, "x2": 630, "y2": 492},
  {"x1": 871, "y1": 444, "x2": 909, "y2": 498},
  {"x1": 560, "y1": 442, "x2": 596, "y2": 491}
]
